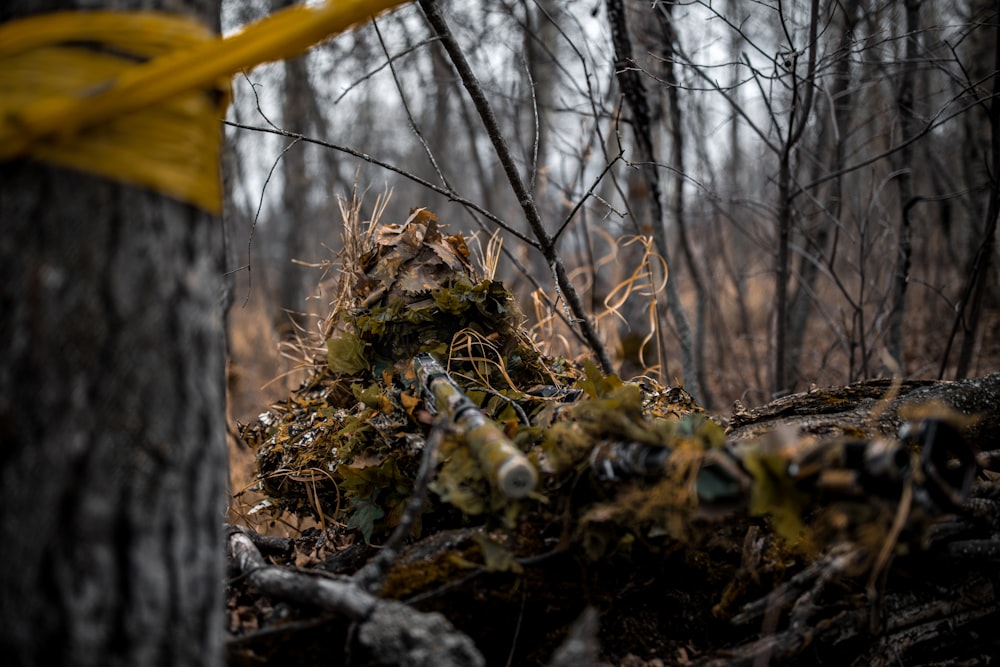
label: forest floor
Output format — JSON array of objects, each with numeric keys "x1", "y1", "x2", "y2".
[{"x1": 224, "y1": 281, "x2": 1000, "y2": 666}]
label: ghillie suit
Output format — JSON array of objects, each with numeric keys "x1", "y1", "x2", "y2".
[
  {"x1": 236, "y1": 203, "x2": 998, "y2": 666},
  {"x1": 240, "y1": 204, "x2": 713, "y2": 546}
]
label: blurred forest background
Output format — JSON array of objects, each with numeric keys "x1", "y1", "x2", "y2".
[{"x1": 222, "y1": 0, "x2": 999, "y2": 431}]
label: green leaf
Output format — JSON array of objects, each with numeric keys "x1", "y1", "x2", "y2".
[
  {"x1": 742, "y1": 449, "x2": 811, "y2": 541},
  {"x1": 577, "y1": 359, "x2": 623, "y2": 399},
  {"x1": 346, "y1": 497, "x2": 385, "y2": 544},
  {"x1": 472, "y1": 533, "x2": 523, "y2": 573},
  {"x1": 352, "y1": 382, "x2": 383, "y2": 409},
  {"x1": 430, "y1": 439, "x2": 487, "y2": 515},
  {"x1": 326, "y1": 332, "x2": 369, "y2": 375}
]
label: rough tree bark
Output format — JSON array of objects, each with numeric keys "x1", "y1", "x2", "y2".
[
  {"x1": 886, "y1": 0, "x2": 921, "y2": 370},
  {"x1": 0, "y1": 1, "x2": 228, "y2": 666}
]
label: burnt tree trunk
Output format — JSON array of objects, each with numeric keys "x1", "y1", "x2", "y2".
[{"x1": 0, "y1": 1, "x2": 227, "y2": 666}]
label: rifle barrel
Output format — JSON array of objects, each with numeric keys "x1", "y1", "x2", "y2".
[{"x1": 414, "y1": 353, "x2": 538, "y2": 498}]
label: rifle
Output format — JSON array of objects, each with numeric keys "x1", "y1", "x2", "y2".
[{"x1": 413, "y1": 352, "x2": 538, "y2": 499}]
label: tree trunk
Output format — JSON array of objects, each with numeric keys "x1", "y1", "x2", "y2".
[
  {"x1": 656, "y1": 2, "x2": 714, "y2": 408},
  {"x1": 784, "y1": 0, "x2": 860, "y2": 391},
  {"x1": 269, "y1": 0, "x2": 331, "y2": 334},
  {"x1": 773, "y1": 0, "x2": 820, "y2": 397},
  {"x1": 887, "y1": 0, "x2": 921, "y2": 370},
  {"x1": 0, "y1": 1, "x2": 227, "y2": 665},
  {"x1": 606, "y1": 0, "x2": 701, "y2": 401}
]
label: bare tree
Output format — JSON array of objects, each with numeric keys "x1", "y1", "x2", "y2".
[
  {"x1": 605, "y1": 0, "x2": 701, "y2": 400},
  {"x1": 944, "y1": 0, "x2": 1000, "y2": 379},
  {"x1": 222, "y1": 0, "x2": 999, "y2": 409}
]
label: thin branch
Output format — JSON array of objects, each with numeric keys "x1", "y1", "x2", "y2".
[
  {"x1": 333, "y1": 36, "x2": 444, "y2": 105},
  {"x1": 372, "y1": 17, "x2": 452, "y2": 190},
  {"x1": 418, "y1": 0, "x2": 613, "y2": 373},
  {"x1": 940, "y1": 12, "x2": 1000, "y2": 379},
  {"x1": 524, "y1": 53, "x2": 541, "y2": 197},
  {"x1": 797, "y1": 91, "x2": 999, "y2": 197},
  {"x1": 554, "y1": 149, "x2": 625, "y2": 242},
  {"x1": 235, "y1": 137, "x2": 302, "y2": 307},
  {"x1": 222, "y1": 119, "x2": 538, "y2": 249}
]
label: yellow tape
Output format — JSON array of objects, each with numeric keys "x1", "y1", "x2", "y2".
[{"x1": 0, "y1": 0, "x2": 409, "y2": 213}]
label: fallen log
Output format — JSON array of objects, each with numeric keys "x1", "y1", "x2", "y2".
[
  {"x1": 226, "y1": 526, "x2": 484, "y2": 667},
  {"x1": 727, "y1": 372, "x2": 1000, "y2": 449}
]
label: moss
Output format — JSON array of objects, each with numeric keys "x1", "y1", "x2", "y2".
[{"x1": 379, "y1": 549, "x2": 476, "y2": 599}]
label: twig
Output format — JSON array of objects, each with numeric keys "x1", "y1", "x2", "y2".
[
  {"x1": 234, "y1": 136, "x2": 301, "y2": 307},
  {"x1": 222, "y1": 119, "x2": 537, "y2": 248},
  {"x1": 731, "y1": 544, "x2": 864, "y2": 627},
  {"x1": 333, "y1": 37, "x2": 443, "y2": 105},
  {"x1": 554, "y1": 150, "x2": 625, "y2": 242},
  {"x1": 372, "y1": 17, "x2": 451, "y2": 189},
  {"x1": 225, "y1": 523, "x2": 295, "y2": 556}
]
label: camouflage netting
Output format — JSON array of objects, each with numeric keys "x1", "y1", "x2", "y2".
[{"x1": 234, "y1": 207, "x2": 1000, "y2": 667}]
